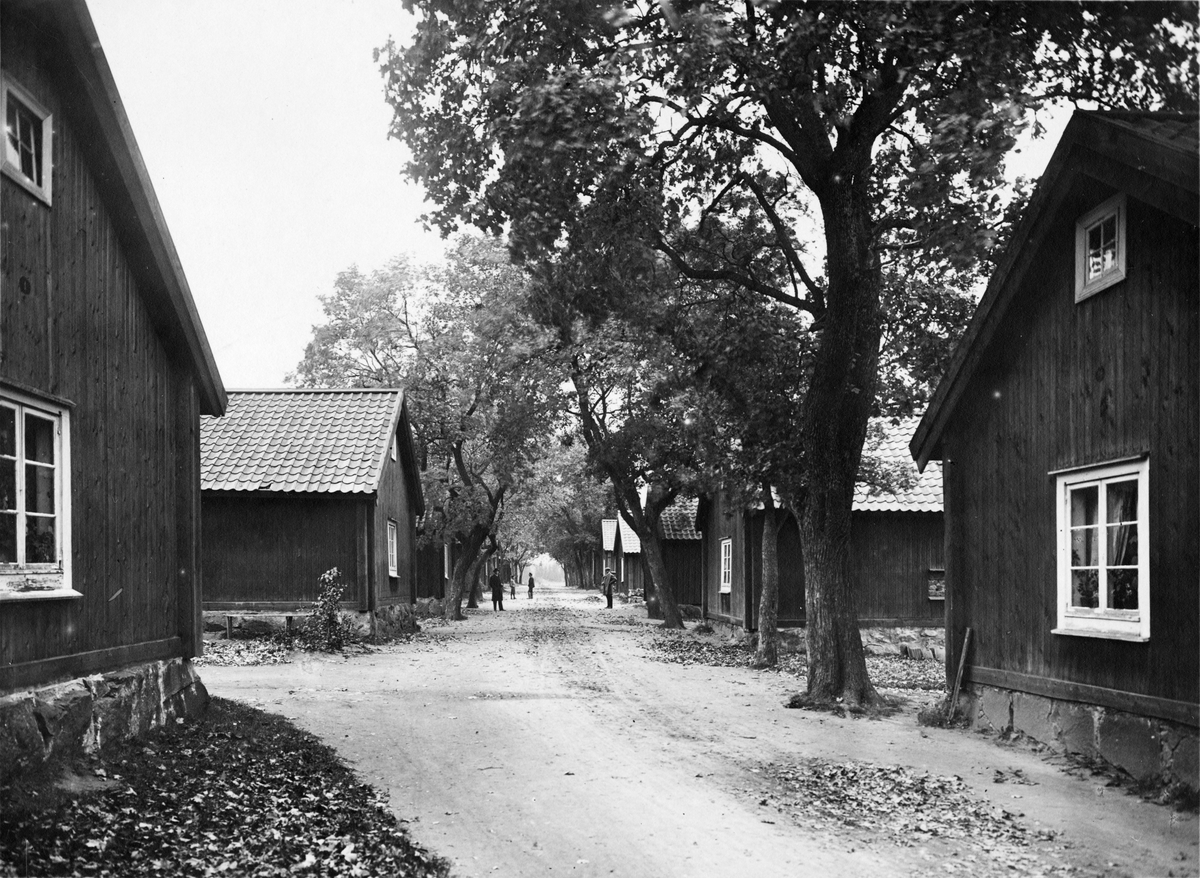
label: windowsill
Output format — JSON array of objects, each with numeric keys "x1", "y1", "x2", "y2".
[
  {"x1": 1052, "y1": 626, "x2": 1148, "y2": 643},
  {"x1": 0, "y1": 588, "x2": 83, "y2": 602},
  {"x1": 1, "y1": 163, "x2": 52, "y2": 206}
]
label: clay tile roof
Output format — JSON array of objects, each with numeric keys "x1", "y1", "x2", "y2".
[
  {"x1": 660, "y1": 497, "x2": 701, "y2": 541},
  {"x1": 1094, "y1": 111, "x2": 1199, "y2": 155},
  {"x1": 617, "y1": 518, "x2": 642, "y2": 554},
  {"x1": 601, "y1": 519, "x2": 618, "y2": 551},
  {"x1": 201, "y1": 389, "x2": 404, "y2": 494},
  {"x1": 854, "y1": 417, "x2": 943, "y2": 513}
]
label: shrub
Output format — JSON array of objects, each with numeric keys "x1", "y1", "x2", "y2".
[{"x1": 302, "y1": 567, "x2": 356, "y2": 651}]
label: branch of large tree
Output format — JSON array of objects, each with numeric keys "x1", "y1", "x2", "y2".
[
  {"x1": 654, "y1": 234, "x2": 817, "y2": 314},
  {"x1": 741, "y1": 174, "x2": 826, "y2": 310}
]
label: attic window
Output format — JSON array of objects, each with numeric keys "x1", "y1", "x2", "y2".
[
  {"x1": 1075, "y1": 195, "x2": 1126, "y2": 302},
  {"x1": 2, "y1": 76, "x2": 52, "y2": 206},
  {"x1": 390, "y1": 436, "x2": 397, "y2": 462}
]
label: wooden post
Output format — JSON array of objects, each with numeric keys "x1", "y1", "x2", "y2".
[{"x1": 947, "y1": 627, "x2": 972, "y2": 722}]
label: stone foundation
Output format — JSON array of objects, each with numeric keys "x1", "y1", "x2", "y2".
[
  {"x1": 0, "y1": 658, "x2": 209, "y2": 782},
  {"x1": 963, "y1": 683, "x2": 1198, "y2": 793}
]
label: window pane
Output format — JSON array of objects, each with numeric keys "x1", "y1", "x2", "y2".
[
  {"x1": 1070, "y1": 486, "x2": 1097, "y2": 527},
  {"x1": 1108, "y1": 568, "x2": 1138, "y2": 611},
  {"x1": 1071, "y1": 527, "x2": 1098, "y2": 567},
  {"x1": 1071, "y1": 569, "x2": 1099, "y2": 608},
  {"x1": 0, "y1": 407, "x2": 14, "y2": 457},
  {"x1": 0, "y1": 459, "x2": 14, "y2": 512},
  {"x1": 25, "y1": 413, "x2": 54, "y2": 463},
  {"x1": 0, "y1": 511, "x2": 14, "y2": 562},
  {"x1": 26, "y1": 515, "x2": 55, "y2": 563},
  {"x1": 1108, "y1": 522, "x2": 1137, "y2": 566},
  {"x1": 26, "y1": 463, "x2": 54, "y2": 514},
  {"x1": 1106, "y1": 479, "x2": 1137, "y2": 523}
]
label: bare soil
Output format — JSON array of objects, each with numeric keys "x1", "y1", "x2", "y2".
[{"x1": 201, "y1": 586, "x2": 1199, "y2": 878}]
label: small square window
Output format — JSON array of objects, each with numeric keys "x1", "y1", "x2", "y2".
[
  {"x1": 2, "y1": 76, "x2": 53, "y2": 206},
  {"x1": 1074, "y1": 195, "x2": 1126, "y2": 302},
  {"x1": 1053, "y1": 457, "x2": 1149, "y2": 641},
  {"x1": 0, "y1": 389, "x2": 75, "y2": 600},
  {"x1": 390, "y1": 435, "x2": 398, "y2": 462}
]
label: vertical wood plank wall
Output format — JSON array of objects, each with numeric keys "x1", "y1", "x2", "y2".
[
  {"x1": 375, "y1": 436, "x2": 418, "y2": 608},
  {"x1": 945, "y1": 182, "x2": 1198, "y2": 704},
  {"x1": 850, "y1": 512, "x2": 944, "y2": 625},
  {"x1": 2, "y1": 19, "x2": 198, "y2": 682},
  {"x1": 201, "y1": 496, "x2": 360, "y2": 609}
]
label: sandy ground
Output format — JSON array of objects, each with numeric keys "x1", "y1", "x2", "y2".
[{"x1": 200, "y1": 587, "x2": 1198, "y2": 878}]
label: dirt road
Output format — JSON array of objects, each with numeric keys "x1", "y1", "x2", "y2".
[{"x1": 200, "y1": 587, "x2": 1197, "y2": 878}]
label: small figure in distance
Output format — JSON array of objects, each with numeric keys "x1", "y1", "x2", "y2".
[
  {"x1": 489, "y1": 568, "x2": 504, "y2": 611},
  {"x1": 527, "y1": 572, "x2": 535, "y2": 600},
  {"x1": 509, "y1": 576, "x2": 516, "y2": 600},
  {"x1": 602, "y1": 568, "x2": 617, "y2": 609}
]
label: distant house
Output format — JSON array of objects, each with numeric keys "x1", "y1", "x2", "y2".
[
  {"x1": 600, "y1": 516, "x2": 645, "y2": 594},
  {"x1": 201, "y1": 389, "x2": 423, "y2": 633},
  {"x1": 697, "y1": 418, "x2": 943, "y2": 632},
  {"x1": 0, "y1": 0, "x2": 224, "y2": 771},
  {"x1": 912, "y1": 111, "x2": 1197, "y2": 790}
]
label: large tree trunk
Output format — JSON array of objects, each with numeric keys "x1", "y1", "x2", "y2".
[
  {"x1": 446, "y1": 526, "x2": 488, "y2": 620},
  {"x1": 640, "y1": 531, "x2": 682, "y2": 628},
  {"x1": 752, "y1": 488, "x2": 780, "y2": 668},
  {"x1": 797, "y1": 181, "x2": 882, "y2": 707}
]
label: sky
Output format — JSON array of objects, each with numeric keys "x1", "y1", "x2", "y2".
[
  {"x1": 87, "y1": 0, "x2": 445, "y2": 388},
  {"x1": 85, "y1": 1, "x2": 1067, "y2": 391}
]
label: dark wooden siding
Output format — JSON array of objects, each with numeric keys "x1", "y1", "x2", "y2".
[
  {"x1": 945, "y1": 184, "x2": 1198, "y2": 707},
  {"x1": 374, "y1": 438, "x2": 418, "y2": 608},
  {"x1": 1, "y1": 18, "x2": 199, "y2": 688},
  {"x1": 201, "y1": 495, "x2": 362, "y2": 610},
  {"x1": 414, "y1": 542, "x2": 446, "y2": 600},
  {"x1": 698, "y1": 493, "x2": 749, "y2": 627},
  {"x1": 658, "y1": 541, "x2": 703, "y2": 606},
  {"x1": 851, "y1": 511, "x2": 944, "y2": 625},
  {"x1": 743, "y1": 510, "x2": 805, "y2": 628}
]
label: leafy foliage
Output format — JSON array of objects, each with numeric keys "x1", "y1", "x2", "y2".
[
  {"x1": 300, "y1": 568, "x2": 357, "y2": 652},
  {"x1": 0, "y1": 699, "x2": 450, "y2": 878}
]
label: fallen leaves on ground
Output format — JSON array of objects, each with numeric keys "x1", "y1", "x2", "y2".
[
  {"x1": 758, "y1": 759, "x2": 1072, "y2": 876},
  {"x1": 194, "y1": 639, "x2": 294, "y2": 667},
  {"x1": 0, "y1": 699, "x2": 450, "y2": 878},
  {"x1": 644, "y1": 633, "x2": 945, "y2": 691}
]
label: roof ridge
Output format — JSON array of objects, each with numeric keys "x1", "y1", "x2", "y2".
[{"x1": 225, "y1": 387, "x2": 403, "y2": 394}]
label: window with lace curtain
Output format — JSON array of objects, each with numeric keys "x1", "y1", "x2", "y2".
[{"x1": 1054, "y1": 457, "x2": 1149, "y2": 641}]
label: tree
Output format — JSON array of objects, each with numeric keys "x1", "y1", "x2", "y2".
[
  {"x1": 379, "y1": 2, "x2": 1196, "y2": 704},
  {"x1": 293, "y1": 236, "x2": 558, "y2": 619}
]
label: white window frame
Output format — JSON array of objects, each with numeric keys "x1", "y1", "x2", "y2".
[
  {"x1": 2, "y1": 74, "x2": 53, "y2": 206},
  {"x1": 390, "y1": 435, "x2": 398, "y2": 462},
  {"x1": 1074, "y1": 194, "x2": 1126, "y2": 302},
  {"x1": 1053, "y1": 456, "x2": 1149, "y2": 642},
  {"x1": 719, "y1": 538, "x2": 732, "y2": 594},
  {"x1": 0, "y1": 389, "x2": 74, "y2": 600},
  {"x1": 387, "y1": 519, "x2": 399, "y2": 577}
]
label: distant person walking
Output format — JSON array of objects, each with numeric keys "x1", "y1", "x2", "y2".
[
  {"x1": 527, "y1": 572, "x2": 535, "y2": 600},
  {"x1": 602, "y1": 568, "x2": 617, "y2": 609},
  {"x1": 489, "y1": 570, "x2": 504, "y2": 611},
  {"x1": 509, "y1": 576, "x2": 516, "y2": 600}
]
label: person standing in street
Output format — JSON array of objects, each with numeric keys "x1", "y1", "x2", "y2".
[
  {"x1": 602, "y1": 568, "x2": 617, "y2": 609},
  {"x1": 489, "y1": 569, "x2": 504, "y2": 611},
  {"x1": 527, "y1": 572, "x2": 535, "y2": 600},
  {"x1": 509, "y1": 576, "x2": 516, "y2": 600}
]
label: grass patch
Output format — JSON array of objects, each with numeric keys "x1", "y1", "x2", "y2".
[{"x1": 0, "y1": 698, "x2": 450, "y2": 878}]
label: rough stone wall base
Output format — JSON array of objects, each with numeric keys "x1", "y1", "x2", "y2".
[
  {"x1": 0, "y1": 658, "x2": 209, "y2": 782},
  {"x1": 963, "y1": 683, "x2": 1198, "y2": 793}
]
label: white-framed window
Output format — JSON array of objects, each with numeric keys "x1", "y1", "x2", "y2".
[
  {"x1": 443, "y1": 542, "x2": 451, "y2": 579},
  {"x1": 0, "y1": 389, "x2": 74, "y2": 600},
  {"x1": 719, "y1": 538, "x2": 732, "y2": 594},
  {"x1": 1074, "y1": 194, "x2": 1126, "y2": 302},
  {"x1": 2, "y1": 75, "x2": 53, "y2": 206},
  {"x1": 387, "y1": 520, "x2": 399, "y2": 577},
  {"x1": 1053, "y1": 457, "x2": 1149, "y2": 641},
  {"x1": 390, "y1": 435, "x2": 398, "y2": 461}
]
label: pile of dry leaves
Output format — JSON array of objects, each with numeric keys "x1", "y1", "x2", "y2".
[
  {"x1": 645, "y1": 633, "x2": 945, "y2": 691},
  {"x1": 0, "y1": 699, "x2": 449, "y2": 878}
]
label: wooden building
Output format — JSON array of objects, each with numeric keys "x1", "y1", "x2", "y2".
[
  {"x1": 698, "y1": 418, "x2": 943, "y2": 631},
  {"x1": 912, "y1": 111, "x2": 1198, "y2": 789},
  {"x1": 600, "y1": 517, "x2": 645, "y2": 594},
  {"x1": 1, "y1": 0, "x2": 224, "y2": 764},
  {"x1": 655, "y1": 497, "x2": 703, "y2": 608},
  {"x1": 201, "y1": 390, "x2": 424, "y2": 626}
]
